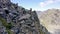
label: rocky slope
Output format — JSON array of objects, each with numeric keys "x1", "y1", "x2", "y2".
[
  {"x1": 37, "y1": 9, "x2": 60, "y2": 34},
  {"x1": 0, "y1": 0, "x2": 49, "y2": 34}
]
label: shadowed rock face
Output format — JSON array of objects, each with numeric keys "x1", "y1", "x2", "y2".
[
  {"x1": 0, "y1": 0, "x2": 10, "y2": 3},
  {"x1": 0, "y1": 0, "x2": 50, "y2": 34}
]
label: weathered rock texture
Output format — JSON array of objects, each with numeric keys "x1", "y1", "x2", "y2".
[
  {"x1": 0, "y1": 0, "x2": 50, "y2": 34},
  {"x1": 37, "y1": 9, "x2": 60, "y2": 34}
]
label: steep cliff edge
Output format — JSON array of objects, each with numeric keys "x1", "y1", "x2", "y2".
[{"x1": 0, "y1": 0, "x2": 49, "y2": 34}]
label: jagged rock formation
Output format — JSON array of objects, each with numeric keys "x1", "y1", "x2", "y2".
[
  {"x1": 37, "y1": 9, "x2": 60, "y2": 34},
  {"x1": 0, "y1": 0, "x2": 49, "y2": 34}
]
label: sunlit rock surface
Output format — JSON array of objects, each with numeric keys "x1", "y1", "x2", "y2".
[{"x1": 37, "y1": 9, "x2": 60, "y2": 34}]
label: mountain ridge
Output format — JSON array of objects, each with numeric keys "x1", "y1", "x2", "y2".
[
  {"x1": 37, "y1": 9, "x2": 60, "y2": 34},
  {"x1": 0, "y1": 0, "x2": 50, "y2": 34}
]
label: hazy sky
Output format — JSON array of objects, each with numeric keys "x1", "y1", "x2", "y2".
[{"x1": 11, "y1": 0, "x2": 60, "y2": 11}]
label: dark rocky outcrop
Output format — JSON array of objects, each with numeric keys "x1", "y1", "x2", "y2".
[{"x1": 0, "y1": 0, "x2": 50, "y2": 34}]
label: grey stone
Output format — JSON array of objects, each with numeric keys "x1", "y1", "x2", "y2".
[{"x1": 0, "y1": 0, "x2": 50, "y2": 34}]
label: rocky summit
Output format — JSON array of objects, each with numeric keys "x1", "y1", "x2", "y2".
[{"x1": 0, "y1": 0, "x2": 50, "y2": 34}]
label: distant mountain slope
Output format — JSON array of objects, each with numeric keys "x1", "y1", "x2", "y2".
[{"x1": 37, "y1": 9, "x2": 60, "y2": 34}]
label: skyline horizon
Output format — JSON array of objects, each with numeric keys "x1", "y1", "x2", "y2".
[{"x1": 11, "y1": 0, "x2": 60, "y2": 11}]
